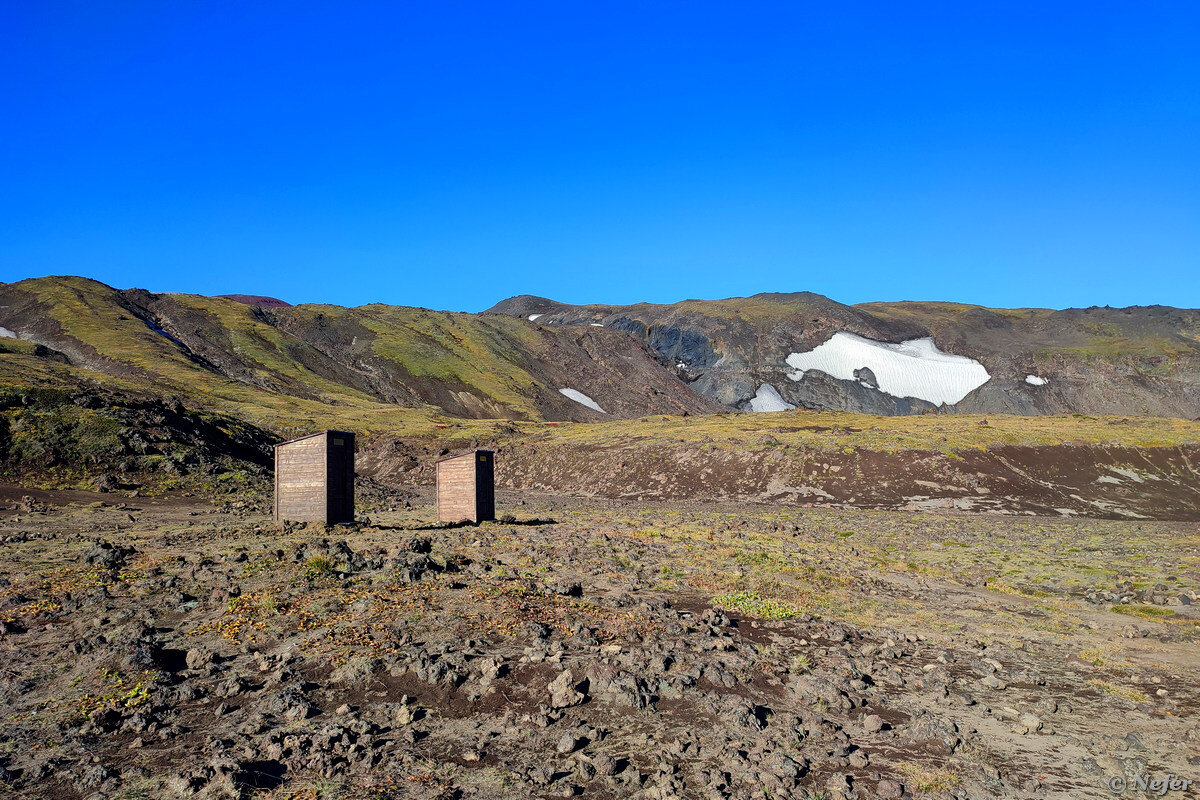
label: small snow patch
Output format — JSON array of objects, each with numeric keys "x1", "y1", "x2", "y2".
[
  {"x1": 0, "y1": 327, "x2": 17, "y2": 339},
  {"x1": 1107, "y1": 466, "x2": 1149, "y2": 484},
  {"x1": 528, "y1": 314, "x2": 542, "y2": 321},
  {"x1": 747, "y1": 383, "x2": 796, "y2": 413},
  {"x1": 589, "y1": 323, "x2": 603, "y2": 327},
  {"x1": 786, "y1": 332, "x2": 990, "y2": 406},
  {"x1": 1025, "y1": 375, "x2": 1047, "y2": 386},
  {"x1": 559, "y1": 388, "x2": 606, "y2": 414}
]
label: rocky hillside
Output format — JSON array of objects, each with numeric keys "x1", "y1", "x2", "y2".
[
  {"x1": 0, "y1": 277, "x2": 722, "y2": 424},
  {"x1": 489, "y1": 293, "x2": 1200, "y2": 417},
  {"x1": 5, "y1": 277, "x2": 1197, "y2": 423}
]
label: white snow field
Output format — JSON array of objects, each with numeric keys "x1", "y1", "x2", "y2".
[
  {"x1": 559, "y1": 388, "x2": 606, "y2": 413},
  {"x1": 747, "y1": 383, "x2": 796, "y2": 412},
  {"x1": 528, "y1": 314, "x2": 542, "y2": 321},
  {"x1": 1025, "y1": 375, "x2": 1047, "y2": 386},
  {"x1": 785, "y1": 332, "x2": 990, "y2": 406},
  {"x1": 0, "y1": 328, "x2": 17, "y2": 339}
]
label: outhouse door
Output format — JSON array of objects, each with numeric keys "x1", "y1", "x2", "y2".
[
  {"x1": 475, "y1": 450, "x2": 495, "y2": 521},
  {"x1": 327, "y1": 434, "x2": 355, "y2": 523}
]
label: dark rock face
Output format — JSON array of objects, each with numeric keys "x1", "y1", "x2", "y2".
[
  {"x1": 853, "y1": 367, "x2": 878, "y2": 389},
  {"x1": 646, "y1": 325, "x2": 719, "y2": 371},
  {"x1": 787, "y1": 370, "x2": 938, "y2": 415}
]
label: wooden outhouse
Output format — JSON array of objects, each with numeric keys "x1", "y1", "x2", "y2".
[
  {"x1": 436, "y1": 450, "x2": 495, "y2": 523},
  {"x1": 273, "y1": 431, "x2": 356, "y2": 524}
]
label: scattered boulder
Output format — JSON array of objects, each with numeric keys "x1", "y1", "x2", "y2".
[
  {"x1": 93, "y1": 474, "x2": 120, "y2": 493},
  {"x1": 549, "y1": 669, "x2": 586, "y2": 709},
  {"x1": 185, "y1": 647, "x2": 214, "y2": 671},
  {"x1": 80, "y1": 540, "x2": 137, "y2": 571},
  {"x1": 876, "y1": 778, "x2": 904, "y2": 799}
]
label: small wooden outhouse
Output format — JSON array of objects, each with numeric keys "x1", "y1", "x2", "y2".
[
  {"x1": 436, "y1": 450, "x2": 495, "y2": 523},
  {"x1": 274, "y1": 431, "x2": 355, "y2": 524}
]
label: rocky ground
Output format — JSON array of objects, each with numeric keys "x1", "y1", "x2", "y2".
[{"x1": 0, "y1": 485, "x2": 1197, "y2": 799}]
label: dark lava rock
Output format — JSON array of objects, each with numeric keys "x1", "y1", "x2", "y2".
[{"x1": 80, "y1": 540, "x2": 137, "y2": 571}]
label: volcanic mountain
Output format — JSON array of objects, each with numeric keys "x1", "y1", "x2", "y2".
[
  {"x1": 489, "y1": 293, "x2": 1200, "y2": 417},
  {"x1": 0, "y1": 277, "x2": 721, "y2": 424},
  {"x1": 3, "y1": 277, "x2": 1198, "y2": 421}
]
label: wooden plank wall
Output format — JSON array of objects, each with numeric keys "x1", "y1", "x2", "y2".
[
  {"x1": 437, "y1": 455, "x2": 477, "y2": 522},
  {"x1": 275, "y1": 435, "x2": 328, "y2": 523}
]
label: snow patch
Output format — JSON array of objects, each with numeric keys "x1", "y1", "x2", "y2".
[
  {"x1": 1107, "y1": 466, "x2": 1149, "y2": 484},
  {"x1": 785, "y1": 332, "x2": 990, "y2": 406},
  {"x1": 0, "y1": 327, "x2": 17, "y2": 339},
  {"x1": 1025, "y1": 374, "x2": 1047, "y2": 386},
  {"x1": 559, "y1": 388, "x2": 606, "y2": 414},
  {"x1": 528, "y1": 314, "x2": 542, "y2": 321},
  {"x1": 589, "y1": 323, "x2": 603, "y2": 327},
  {"x1": 747, "y1": 383, "x2": 796, "y2": 413}
]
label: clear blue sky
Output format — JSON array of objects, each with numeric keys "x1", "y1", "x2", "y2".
[{"x1": 2, "y1": 2, "x2": 1197, "y2": 311}]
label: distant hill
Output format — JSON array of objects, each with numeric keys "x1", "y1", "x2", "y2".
[
  {"x1": 489, "y1": 293, "x2": 1200, "y2": 417},
  {"x1": 0, "y1": 277, "x2": 721, "y2": 426},
  {"x1": 2, "y1": 276, "x2": 1198, "y2": 423}
]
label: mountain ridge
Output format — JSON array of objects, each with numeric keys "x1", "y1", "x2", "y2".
[
  {"x1": 488, "y1": 292, "x2": 1200, "y2": 417},
  {"x1": 0, "y1": 276, "x2": 722, "y2": 425},
  {"x1": 3, "y1": 276, "x2": 1199, "y2": 422}
]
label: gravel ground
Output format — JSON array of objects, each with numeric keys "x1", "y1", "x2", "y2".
[{"x1": 0, "y1": 486, "x2": 1197, "y2": 799}]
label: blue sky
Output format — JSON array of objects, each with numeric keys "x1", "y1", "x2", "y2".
[{"x1": 2, "y1": 2, "x2": 1197, "y2": 311}]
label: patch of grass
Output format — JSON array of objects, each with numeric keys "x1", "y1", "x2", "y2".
[
  {"x1": 895, "y1": 761, "x2": 960, "y2": 795},
  {"x1": 303, "y1": 556, "x2": 335, "y2": 582},
  {"x1": 542, "y1": 408, "x2": 1200, "y2": 454},
  {"x1": 1079, "y1": 645, "x2": 1113, "y2": 667},
  {"x1": 1088, "y1": 679, "x2": 1149, "y2": 703},
  {"x1": 712, "y1": 590, "x2": 800, "y2": 620},
  {"x1": 71, "y1": 668, "x2": 155, "y2": 720},
  {"x1": 1111, "y1": 604, "x2": 1174, "y2": 619}
]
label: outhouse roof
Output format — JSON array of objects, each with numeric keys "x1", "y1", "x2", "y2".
[
  {"x1": 274, "y1": 430, "x2": 355, "y2": 449},
  {"x1": 434, "y1": 449, "x2": 495, "y2": 465}
]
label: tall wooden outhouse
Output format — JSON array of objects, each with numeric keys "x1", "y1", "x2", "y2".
[
  {"x1": 273, "y1": 430, "x2": 355, "y2": 524},
  {"x1": 436, "y1": 450, "x2": 495, "y2": 523}
]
